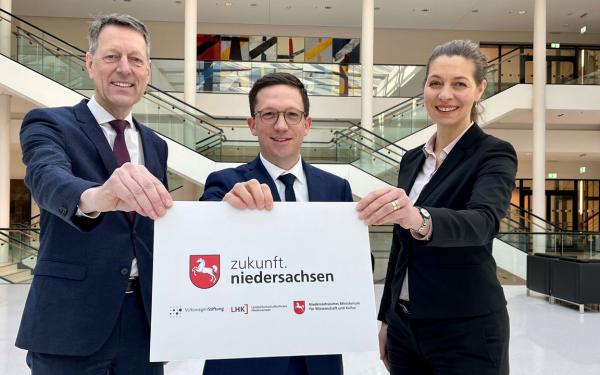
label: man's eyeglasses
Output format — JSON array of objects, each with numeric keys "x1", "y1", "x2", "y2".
[{"x1": 254, "y1": 109, "x2": 306, "y2": 126}]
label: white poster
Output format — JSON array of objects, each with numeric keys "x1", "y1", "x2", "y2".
[{"x1": 150, "y1": 202, "x2": 378, "y2": 362}]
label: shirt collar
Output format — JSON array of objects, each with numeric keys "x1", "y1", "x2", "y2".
[
  {"x1": 259, "y1": 154, "x2": 306, "y2": 185},
  {"x1": 87, "y1": 96, "x2": 134, "y2": 128},
  {"x1": 422, "y1": 122, "x2": 474, "y2": 157}
]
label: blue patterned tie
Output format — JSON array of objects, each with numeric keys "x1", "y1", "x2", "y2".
[{"x1": 278, "y1": 174, "x2": 296, "y2": 202}]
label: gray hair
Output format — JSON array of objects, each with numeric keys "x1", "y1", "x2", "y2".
[
  {"x1": 424, "y1": 40, "x2": 487, "y2": 123},
  {"x1": 88, "y1": 14, "x2": 150, "y2": 56}
]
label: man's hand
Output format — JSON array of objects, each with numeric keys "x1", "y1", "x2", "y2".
[
  {"x1": 78, "y1": 163, "x2": 173, "y2": 220},
  {"x1": 223, "y1": 179, "x2": 273, "y2": 210}
]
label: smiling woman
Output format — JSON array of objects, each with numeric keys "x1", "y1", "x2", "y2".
[{"x1": 356, "y1": 40, "x2": 517, "y2": 375}]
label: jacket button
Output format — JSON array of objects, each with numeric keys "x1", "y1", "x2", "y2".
[
  {"x1": 59, "y1": 207, "x2": 67, "y2": 216},
  {"x1": 120, "y1": 267, "x2": 129, "y2": 276}
]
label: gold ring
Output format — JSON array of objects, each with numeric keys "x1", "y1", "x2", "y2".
[{"x1": 391, "y1": 200, "x2": 400, "y2": 211}]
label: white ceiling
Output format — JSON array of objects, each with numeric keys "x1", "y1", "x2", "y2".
[{"x1": 10, "y1": 0, "x2": 600, "y2": 34}]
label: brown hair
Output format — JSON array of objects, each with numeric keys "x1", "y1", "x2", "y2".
[
  {"x1": 424, "y1": 40, "x2": 487, "y2": 123},
  {"x1": 249, "y1": 72, "x2": 309, "y2": 116}
]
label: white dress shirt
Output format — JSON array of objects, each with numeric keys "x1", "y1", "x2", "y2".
[
  {"x1": 83, "y1": 96, "x2": 144, "y2": 277},
  {"x1": 259, "y1": 154, "x2": 309, "y2": 202},
  {"x1": 400, "y1": 122, "x2": 474, "y2": 301}
]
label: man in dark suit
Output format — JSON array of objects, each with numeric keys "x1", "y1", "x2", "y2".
[
  {"x1": 201, "y1": 72, "x2": 351, "y2": 375},
  {"x1": 16, "y1": 14, "x2": 172, "y2": 374}
]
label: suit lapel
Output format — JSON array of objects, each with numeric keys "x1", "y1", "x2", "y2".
[
  {"x1": 415, "y1": 124, "x2": 484, "y2": 205},
  {"x1": 244, "y1": 156, "x2": 281, "y2": 201},
  {"x1": 136, "y1": 119, "x2": 161, "y2": 180},
  {"x1": 74, "y1": 100, "x2": 117, "y2": 175},
  {"x1": 398, "y1": 150, "x2": 425, "y2": 193},
  {"x1": 303, "y1": 161, "x2": 322, "y2": 202}
]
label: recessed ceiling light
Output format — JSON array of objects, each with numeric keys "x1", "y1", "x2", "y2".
[
  {"x1": 421, "y1": 8, "x2": 429, "y2": 12},
  {"x1": 518, "y1": 10, "x2": 527, "y2": 15},
  {"x1": 557, "y1": 113, "x2": 565, "y2": 117},
  {"x1": 324, "y1": 5, "x2": 332, "y2": 10},
  {"x1": 250, "y1": 3, "x2": 257, "y2": 6},
  {"x1": 580, "y1": 25, "x2": 587, "y2": 34},
  {"x1": 225, "y1": 1, "x2": 232, "y2": 6},
  {"x1": 175, "y1": 0, "x2": 182, "y2": 3},
  {"x1": 375, "y1": 7, "x2": 381, "y2": 11},
  {"x1": 285, "y1": 5, "x2": 292, "y2": 9},
  {"x1": 471, "y1": 9, "x2": 479, "y2": 13}
]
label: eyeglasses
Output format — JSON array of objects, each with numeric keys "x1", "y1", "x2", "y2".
[{"x1": 254, "y1": 109, "x2": 306, "y2": 126}]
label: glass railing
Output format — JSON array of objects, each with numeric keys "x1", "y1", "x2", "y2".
[
  {"x1": 496, "y1": 231, "x2": 600, "y2": 259},
  {"x1": 151, "y1": 58, "x2": 426, "y2": 98},
  {"x1": 0, "y1": 9, "x2": 226, "y2": 158},
  {"x1": 0, "y1": 229, "x2": 39, "y2": 283},
  {"x1": 334, "y1": 126, "x2": 405, "y2": 184}
]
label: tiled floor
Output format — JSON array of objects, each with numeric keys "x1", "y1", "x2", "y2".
[{"x1": 2, "y1": 284, "x2": 600, "y2": 374}]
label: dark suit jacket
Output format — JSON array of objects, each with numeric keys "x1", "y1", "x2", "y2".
[
  {"x1": 16, "y1": 100, "x2": 168, "y2": 356},
  {"x1": 379, "y1": 124, "x2": 517, "y2": 321},
  {"x1": 201, "y1": 156, "x2": 352, "y2": 375}
]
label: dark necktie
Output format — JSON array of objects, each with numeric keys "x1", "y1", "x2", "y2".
[
  {"x1": 109, "y1": 120, "x2": 135, "y2": 222},
  {"x1": 278, "y1": 174, "x2": 296, "y2": 202}
]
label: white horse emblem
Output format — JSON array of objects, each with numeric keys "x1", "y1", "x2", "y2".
[{"x1": 191, "y1": 257, "x2": 219, "y2": 284}]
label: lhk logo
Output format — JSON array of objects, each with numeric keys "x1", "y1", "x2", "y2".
[
  {"x1": 230, "y1": 304, "x2": 249, "y2": 314},
  {"x1": 189, "y1": 254, "x2": 220, "y2": 289}
]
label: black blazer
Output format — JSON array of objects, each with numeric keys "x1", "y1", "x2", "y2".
[
  {"x1": 16, "y1": 100, "x2": 168, "y2": 356},
  {"x1": 379, "y1": 124, "x2": 517, "y2": 321}
]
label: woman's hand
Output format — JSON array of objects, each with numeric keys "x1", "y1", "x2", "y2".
[
  {"x1": 379, "y1": 322, "x2": 390, "y2": 371},
  {"x1": 356, "y1": 186, "x2": 421, "y2": 229}
]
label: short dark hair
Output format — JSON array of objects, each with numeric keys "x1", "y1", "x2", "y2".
[
  {"x1": 88, "y1": 14, "x2": 150, "y2": 57},
  {"x1": 249, "y1": 72, "x2": 310, "y2": 116},
  {"x1": 424, "y1": 40, "x2": 487, "y2": 123}
]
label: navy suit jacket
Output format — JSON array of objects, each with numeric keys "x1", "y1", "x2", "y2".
[
  {"x1": 379, "y1": 124, "x2": 517, "y2": 321},
  {"x1": 201, "y1": 156, "x2": 352, "y2": 375},
  {"x1": 16, "y1": 100, "x2": 168, "y2": 356}
]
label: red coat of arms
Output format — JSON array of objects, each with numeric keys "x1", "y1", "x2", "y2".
[
  {"x1": 293, "y1": 300, "x2": 306, "y2": 315},
  {"x1": 190, "y1": 255, "x2": 220, "y2": 289}
]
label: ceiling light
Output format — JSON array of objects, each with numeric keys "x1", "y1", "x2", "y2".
[
  {"x1": 471, "y1": 9, "x2": 479, "y2": 13},
  {"x1": 285, "y1": 5, "x2": 292, "y2": 9},
  {"x1": 421, "y1": 8, "x2": 429, "y2": 12},
  {"x1": 550, "y1": 43, "x2": 561, "y2": 48},
  {"x1": 518, "y1": 10, "x2": 527, "y2": 15},
  {"x1": 580, "y1": 25, "x2": 587, "y2": 34},
  {"x1": 579, "y1": 12, "x2": 588, "y2": 19},
  {"x1": 175, "y1": 0, "x2": 182, "y2": 3},
  {"x1": 324, "y1": 6, "x2": 332, "y2": 10},
  {"x1": 250, "y1": 3, "x2": 257, "y2": 6},
  {"x1": 556, "y1": 113, "x2": 564, "y2": 117},
  {"x1": 375, "y1": 7, "x2": 381, "y2": 11},
  {"x1": 225, "y1": 1, "x2": 232, "y2": 6}
]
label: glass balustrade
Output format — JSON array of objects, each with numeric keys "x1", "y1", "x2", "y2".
[
  {"x1": 1, "y1": 9, "x2": 226, "y2": 159},
  {"x1": 151, "y1": 59, "x2": 426, "y2": 98}
]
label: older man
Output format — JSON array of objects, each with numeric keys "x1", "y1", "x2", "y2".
[{"x1": 16, "y1": 14, "x2": 171, "y2": 374}]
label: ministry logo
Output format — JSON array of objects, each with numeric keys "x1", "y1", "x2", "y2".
[
  {"x1": 190, "y1": 254, "x2": 220, "y2": 289},
  {"x1": 293, "y1": 300, "x2": 306, "y2": 315}
]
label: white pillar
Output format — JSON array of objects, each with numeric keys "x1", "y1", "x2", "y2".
[
  {"x1": 183, "y1": 0, "x2": 198, "y2": 148},
  {"x1": 0, "y1": 0, "x2": 11, "y2": 264},
  {"x1": 0, "y1": 94, "x2": 10, "y2": 263},
  {"x1": 0, "y1": 0, "x2": 11, "y2": 55},
  {"x1": 360, "y1": 0, "x2": 374, "y2": 131},
  {"x1": 532, "y1": 0, "x2": 547, "y2": 253}
]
